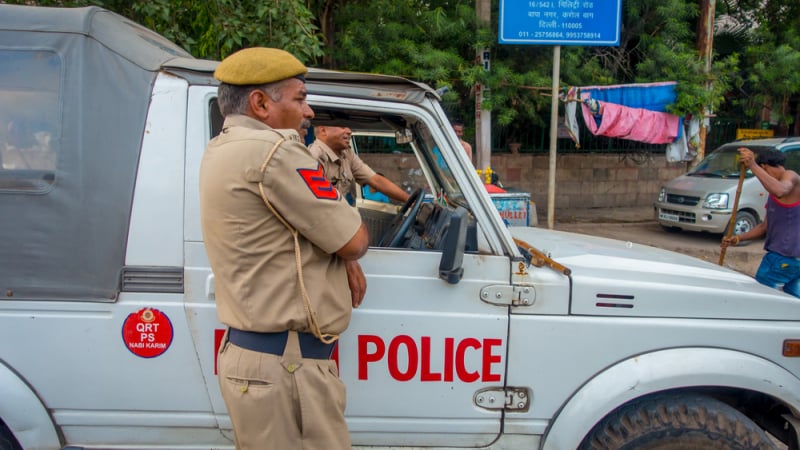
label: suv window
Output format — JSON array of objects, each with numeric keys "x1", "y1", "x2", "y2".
[
  {"x1": 0, "y1": 50, "x2": 61, "y2": 191},
  {"x1": 783, "y1": 147, "x2": 800, "y2": 173}
]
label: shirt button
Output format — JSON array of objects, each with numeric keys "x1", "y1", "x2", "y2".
[{"x1": 287, "y1": 363, "x2": 297, "y2": 373}]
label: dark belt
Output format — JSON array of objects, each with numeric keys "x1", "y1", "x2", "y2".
[{"x1": 227, "y1": 328, "x2": 336, "y2": 360}]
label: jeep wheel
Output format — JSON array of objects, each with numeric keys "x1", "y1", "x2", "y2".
[
  {"x1": 578, "y1": 393, "x2": 778, "y2": 450},
  {"x1": 0, "y1": 421, "x2": 20, "y2": 450}
]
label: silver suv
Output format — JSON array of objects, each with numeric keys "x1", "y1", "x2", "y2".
[{"x1": 655, "y1": 137, "x2": 800, "y2": 234}]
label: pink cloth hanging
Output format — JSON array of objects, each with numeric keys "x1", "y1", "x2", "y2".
[{"x1": 580, "y1": 100, "x2": 681, "y2": 144}]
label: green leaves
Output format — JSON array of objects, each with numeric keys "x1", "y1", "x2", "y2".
[
  {"x1": 15, "y1": 0, "x2": 799, "y2": 133},
  {"x1": 101, "y1": 0, "x2": 324, "y2": 63}
]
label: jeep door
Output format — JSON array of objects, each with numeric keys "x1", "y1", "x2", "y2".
[{"x1": 184, "y1": 85, "x2": 511, "y2": 447}]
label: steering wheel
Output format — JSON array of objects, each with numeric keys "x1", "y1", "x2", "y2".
[{"x1": 378, "y1": 188, "x2": 426, "y2": 247}]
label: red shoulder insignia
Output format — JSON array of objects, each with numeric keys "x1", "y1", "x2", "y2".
[{"x1": 297, "y1": 164, "x2": 339, "y2": 200}]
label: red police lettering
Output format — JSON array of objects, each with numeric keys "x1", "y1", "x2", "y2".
[
  {"x1": 388, "y1": 335, "x2": 417, "y2": 381},
  {"x1": 359, "y1": 334, "x2": 385, "y2": 380},
  {"x1": 420, "y1": 336, "x2": 441, "y2": 381},
  {"x1": 482, "y1": 338, "x2": 502, "y2": 382},
  {"x1": 358, "y1": 334, "x2": 503, "y2": 382},
  {"x1": 455, "y1": 337, "x2": 480, "y2": 382},
  {"x1": 443, "y1": 337, "x2": 454, "y2": 381}
]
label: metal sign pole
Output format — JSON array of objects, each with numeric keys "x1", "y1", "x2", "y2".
[
  {"x1": 547, "y1": 45, "x2": 561, "y2": 229},
  {"x1": 498, "y1": 0, "x2": 620, "y2": 225}
]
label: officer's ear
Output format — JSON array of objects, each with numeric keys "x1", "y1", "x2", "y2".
[{"x1": 249, "y1": 89, "x2": 270, "y2": 120}]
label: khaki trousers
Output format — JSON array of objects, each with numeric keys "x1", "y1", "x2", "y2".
[{"x1": 218, "y1": 330, "x2": 350, "y2": 450}]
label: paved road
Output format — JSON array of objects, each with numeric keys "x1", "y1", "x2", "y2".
[{"x1": 550, "y1": 208, "x2": 765, "y2": 277}]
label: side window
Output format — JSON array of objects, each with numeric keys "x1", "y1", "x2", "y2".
[
  {"x1": 351, "y1": 133, "x2": 427, "y2": 195},
  {"x1": 783, "y1": 148, "x2": 800, "y2": 173},
  {"x1": 209, "y1": 97, "x2": 223, "y2": 138},
  {"x1": 352, "y1": 134, "x2": 414, "y2": 154},
  {"x1": 0, "y1": 50, "x2": 61, "y2": 191}
]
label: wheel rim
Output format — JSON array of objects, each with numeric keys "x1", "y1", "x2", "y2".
[{"x1": 734, "y1": 217, "x2": 753, "y2": 235}]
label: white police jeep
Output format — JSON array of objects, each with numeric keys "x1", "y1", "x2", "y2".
[{"x1": 1, "y1": 4, "x2": 799, "y2": 450}]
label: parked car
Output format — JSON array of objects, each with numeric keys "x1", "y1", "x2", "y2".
[{"x1": 655, "y1": 137, "x2": 800, "y2": 234}]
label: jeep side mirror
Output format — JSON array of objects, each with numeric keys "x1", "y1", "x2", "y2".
[{"x1": 439, "y1": 206, "x2": 467, "y2": 284}]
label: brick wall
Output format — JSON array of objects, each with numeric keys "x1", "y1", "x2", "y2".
[{"x1": 361, "y1": 152, "x2": 688, "y2": 213}]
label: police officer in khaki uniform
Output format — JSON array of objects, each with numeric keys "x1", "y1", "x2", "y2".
[
  {"x1": 199, "y1": 47, "x2": 369, "y2": 450},
  {"x1": 309, "y1": 126, "x2": 410, "y2": 205}
]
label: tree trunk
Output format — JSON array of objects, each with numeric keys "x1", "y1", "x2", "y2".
[{"x1": 319, "y1": 0, "x2": 337, "y2": 67}]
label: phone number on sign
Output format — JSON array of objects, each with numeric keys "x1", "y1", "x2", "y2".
[{"x1": 566, "y1": 32, "x2": 601, "y2": 39}]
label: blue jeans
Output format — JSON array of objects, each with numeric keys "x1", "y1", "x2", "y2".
[{"x1": 755, "y1": 251, "x2": 800, "y2": 298}]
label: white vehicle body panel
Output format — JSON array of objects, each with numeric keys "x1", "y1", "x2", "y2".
[
  {"x1": 0, "y1": 363, "x2": 60, "y2": 450},
  {"x1": 125, "y1": 73, "x2": 187, "y2": 266},
  {"x1": 342, "y1": 250, "x2": 509, "y2": 446},
  {"x1": 511, "y1": 226, "x2": 800, "y2": 319}
]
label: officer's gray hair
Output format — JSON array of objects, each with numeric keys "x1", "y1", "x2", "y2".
[{"x1": 217, "y1": 79, "x2": 289, "y2": 117}]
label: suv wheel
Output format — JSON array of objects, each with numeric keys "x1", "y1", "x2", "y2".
[{"x1": 729, "y1": 211, "x2": 757, "y2": 236}]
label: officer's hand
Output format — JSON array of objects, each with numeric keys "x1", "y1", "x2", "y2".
[{"x1": 345, "y1": 260, "x2": 367, "y2": 308}]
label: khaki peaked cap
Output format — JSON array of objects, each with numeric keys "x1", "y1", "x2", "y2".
[{"x1": 214, "y1": 47, "x2": 307, "y2": 85}]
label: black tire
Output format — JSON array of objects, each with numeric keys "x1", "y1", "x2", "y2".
[
  {"x1": 0, "y1": 420, "x2": 20, "y2": 450},
  {"x1": 578, "y1": 393, "x2": 778, "y2": 450}
]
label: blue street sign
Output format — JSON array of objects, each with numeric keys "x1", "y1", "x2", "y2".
[{"x1": 499, "y1": 0, "x2": 622, "y2": 46}]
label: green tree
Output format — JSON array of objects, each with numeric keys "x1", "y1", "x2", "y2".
[
  {"x1": 311, "y1": 0, "x2": 743, "y2": 143},
  {"x1": 717, "y1": 0, "x2": 800, "y2": 131},
  {"x1": 323, "y1": 0, "x2": 476, "y2": 117},
  {"x1": 10, "y1": 0, "x2": 795, "y2": 137},
  {"x1": 2, "y1": 0, "x2": 325, "y2": 62},
  {"x1": 474, "y1": 0, "x2": 737, "y2": 138}
]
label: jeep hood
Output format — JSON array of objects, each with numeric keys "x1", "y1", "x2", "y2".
[{"x1": 509, "y1": 227, "x2": 800, "y2": 320}]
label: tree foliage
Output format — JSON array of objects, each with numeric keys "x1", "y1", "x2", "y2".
[
  {"x1": 6, "y1": 0, "x2": 799, "y2": 133},
  {"x1": 3, "y1": 0, "x2": 324, "y2": 62},
  {"x1": 717, "y1": 0, "x2": 800, "y2": 129}
]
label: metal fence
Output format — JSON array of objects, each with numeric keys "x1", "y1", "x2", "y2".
[
  {"x1": 358, "y1": 113, "x2": 756, "y2": 156},
  {"x1": 490, "y1": 116, "x2": 752, "y2": 154}
]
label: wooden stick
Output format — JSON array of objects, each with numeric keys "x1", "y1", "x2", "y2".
[
  {"x1": 513, "y1": 237, "x2": 572, "y2": 276},
  {"x1": 719, "y1": 162, "x2": 747, "y2": 265}
]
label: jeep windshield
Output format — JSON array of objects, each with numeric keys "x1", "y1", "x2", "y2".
[
  {"x1": 688, "y1": 144, "x2": 773, "y2": 178},
  {"x1": 412, "y1": 121, "x2": 466, "y2": 206}
]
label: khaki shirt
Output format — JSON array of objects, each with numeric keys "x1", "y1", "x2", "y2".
[
  {"x1": 308, "y1": 140, "x2": 375, "y2": 204},
  {"x1": 199, "y1": 115, "x2": 363, "y2": 334}
]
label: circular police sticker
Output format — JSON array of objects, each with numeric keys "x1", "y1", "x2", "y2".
[{"x1": 121, "y1": 308, "x2": 174, "y2": 358}]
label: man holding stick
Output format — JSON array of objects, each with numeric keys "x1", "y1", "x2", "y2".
[{"x1": 721, "y1": 147, "x2": 800, "y2": 297}]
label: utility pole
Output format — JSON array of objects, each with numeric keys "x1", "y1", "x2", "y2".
[
  {"x1": 475, "y1": 0, "x2": 492, "y2": 172},
  {"x1": 694, "y1": 0, "x2": 716, "y2": 166},
  {"x1": 546, "y1": 46, "x2": 560, "y2": 229}
]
